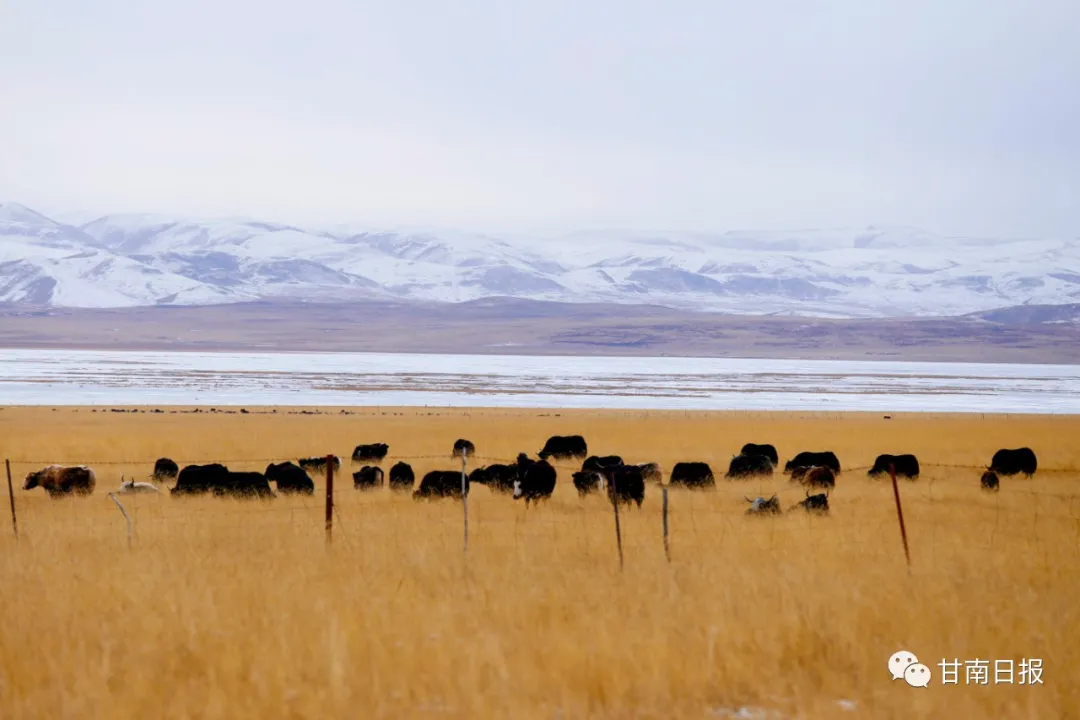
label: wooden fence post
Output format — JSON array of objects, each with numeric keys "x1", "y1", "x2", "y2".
[
  {"x1": 325, "y1": 454, "x2": 335, "y2": 546},
  {"x1": 611, "y1": 475, "x2": 624, "y2": 570},
  {"x1": 662, "y1": 486, "x2": 670, "y2": 563},
  {"x1": 890, "y1": 463, "x2": 912, "y2": 570},
  {"x1": 108, "y1": 493, "x2": 133, "y2": 550},
  {"x1": 5, "y1": 459, "x2": 17, "y2": 541},
  {"x1": 461, "y1": 448, "x2": 469, "y2": 556}
]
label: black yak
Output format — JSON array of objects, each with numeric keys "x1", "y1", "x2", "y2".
[
  {"x1": 740, "y1": 443, "x2": 779, "y2": 466},
  {"x1": 791, "y1": 492, "x2": 830, "y2": 514},
  {"x1": 989, "y1": 448, "x2": 1037, "y2": 476},
  {"x1": 469, "y1": 464, "x2": 518, "y2": 494},
  {"x1": 452, "y1": 439, "x2": 476, "y2": 459},
  {"x1": 603, "y1": 465, "x2": 645, "y2": 507},
  {"x1": 726, "y1": 454, "x2": 774, "y2": 479},
  {"x1": 414, "y1": 471, "x2": 468, "y2": 500},
  {"x1": 265, "y1": 462, "x2": 315, "y2": 495},
  {"x1": 784, "y1": 451, "x2": 841, "y2": 474},
  {"x1": 353, "y1": 466, "x2": 385, "y2": 490},
  {"x1": 538, "y1": 435, "x2": 588, "y2": 460},
  {"x1": 351, "y1": 444, "x2": 389, "y2": 463},
  {"x1": 868, "y1": 454, "x2": 920, "y2": 479},
  {"x1": 513, "y1": 458, "x2": 557, "y2": 506},
  {"x1": 152, "y1": 457, "x2": 179, "y2": 482},
  {"x1": 389, "y1": 462, "x2": 415, "y2": 492},
  {"x1": 669, "y1": 462, "x2": 715, "y2": 489}
]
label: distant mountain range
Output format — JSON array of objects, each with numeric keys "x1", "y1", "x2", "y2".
[{"x1": 3, "y1": 201, "x2": 1079, "y2": 318}]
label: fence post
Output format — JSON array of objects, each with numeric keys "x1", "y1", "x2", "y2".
[
  {"x1": 108, "y1": 493, "x2": 133, "y2": 550},
  {"x1": 461, "y1": 448, "x2": 469, "y2": 556},
  {"x1": 611, "y1": 475, "x2": 624, "y2": 570},
  {"x1": 890, "y1": 463, "x2": 911, "y2": 570},
  {"x1": 662, "y1": 486, "x2": 670, "y2": 563},
  {"x1": 5, "y1": 460, "x2": 17, "y2": 541},
  {"x1": 325, "y1": 454, "x2": 335, "y2": 546}
]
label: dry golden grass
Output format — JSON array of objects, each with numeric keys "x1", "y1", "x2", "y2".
[{"x1": 0, "y1": 407, "x2": 1078, "y2": 719}]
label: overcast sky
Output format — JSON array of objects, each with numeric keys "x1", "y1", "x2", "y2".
[{"x1": 2, "y1": 0, "x2": 1078, "y2": 237}]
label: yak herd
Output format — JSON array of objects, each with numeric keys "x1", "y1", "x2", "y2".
[{"x1": 22, "y1": 435, "x2": 1040, "y2": 516}]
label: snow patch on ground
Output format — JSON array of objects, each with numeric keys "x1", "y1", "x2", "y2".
[{"x1": 2, "y1": 350, "x2": 1077, "y2": 413}]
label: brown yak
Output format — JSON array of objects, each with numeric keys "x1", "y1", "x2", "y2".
[{"x1": 24, "y1": 465, "x2": 96, "y2": 497}]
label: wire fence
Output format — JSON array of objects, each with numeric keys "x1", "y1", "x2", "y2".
[
  {"x1": 5, "y1": 453, "x2": 1080, "y2": 567},
  {"x1": 6, "y1": 455, "x2": 1077, "y2": 492}
]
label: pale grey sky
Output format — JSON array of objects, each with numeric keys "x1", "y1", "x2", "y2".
[{"x1": 1, "y1": 0, "x2": 1078, "y2": 236}]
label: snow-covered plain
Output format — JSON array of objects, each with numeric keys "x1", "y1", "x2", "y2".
[{"x1": 1, "y1": 349, "x2": 1077, "y2": 413}]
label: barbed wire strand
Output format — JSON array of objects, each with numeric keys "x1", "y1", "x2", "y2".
[{"x1": 7, "y1": 454, "x2": 1079, "y2": 550}]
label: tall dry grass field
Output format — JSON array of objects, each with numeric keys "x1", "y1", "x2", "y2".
[{"x1": 0, "y1": 407, "x2": 1078, "y2": 719}]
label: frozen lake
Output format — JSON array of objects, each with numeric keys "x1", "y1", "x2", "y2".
[{"x1": 0, "y1": 349, "x2": 1077, "y2": 413}]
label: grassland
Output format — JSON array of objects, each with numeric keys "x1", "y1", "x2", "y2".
[{"x1": 0, "y1": 407, "x2": 1078, "y2": 719}]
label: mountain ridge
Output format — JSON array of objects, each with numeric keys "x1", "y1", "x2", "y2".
[{"x1": 2, "y1": 201, "x2": 1078, "y2": 319}]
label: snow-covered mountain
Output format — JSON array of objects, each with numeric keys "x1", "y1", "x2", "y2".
[{"x1": 2, "y1": 201, "x2": 1079, "y2": 318}]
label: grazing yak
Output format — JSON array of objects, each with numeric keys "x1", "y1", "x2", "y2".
[
  {"x1": 990, "y1": 447, "x2": 1037, "y2": 476},
  {"x1": 213, "y1": 470, "x2": 274, "y2": 498},
  {"x1": 981, "y1": 470, "x2": 1000, "y2": 491},
  {"x1": 669, "y1": 462, "x2": 715, "y2": 489},
  {"x1": 388, "y1": 462, "x2": 415, "y2": 492},
  {"x1": 298, "y1": 456, "x2": 341, "y2": 474},
  {"x1": 172, "y1": 464, "x2": 275, "y2": 498},
  {"x1": 469, "y1": 464, "x2": 518, "y2": 494},
  {"x1": 152, "y1": 457, "x2": 179, "y2": 482},
  {"x1": 452, "y1": 439, "x2": 476, "y2": 459},
  {"x1": 637, "y1": 462, "x2": 663, "y2": 483},
  {"x1": 868, "y1": 454, "x2": 921, "y2": 479},
  {"x1": 265, "y1": 462, "x2": 315, "y2": 495},
  {"x1": 538, "y1": 435, "x2": 588, "y2": 461},
  {"x1": 794, "y1": 466, "x2": 836, "y2": 490},
  {"x1": 740, "y1": 443, "x2": 779, "y2": 466},
  {"x1": 513, "y1": 456, "x2": 558, "y2": 506},
  {"x1": 789, "y1": 465, "x2": 810, "y2": 482},
  {"x1": 172, "y1": 464, "x2": 229, "y2": 495},
  {"x1": 603, "y1": 464, "x2": 645, "y2": 507},
  {"x1": 353, "y1": 466, "x2": 385, "y2": 490},
  {"x1": 116, "y1": 477, "x2": 160, "y2": 494},
  {"x1": 572, "y1": 470, "x2": 605, "y2": 497},
  {"x1": 351, "y1": 443, "x2": 389, "y2": 463},
  {"x1": 726, "y1": 454, "x2": 774, "y2": 479},
  {"x1": 581, "y1": 455, "x2": 623, "y2": 473},
  {"x1": 414, "y1": 470, "x2": 469, "y2": 500},
  {"x1": 791, "y1": 492, "x2": 830, "y2": 514},
  {"x1": 745, "y1": 495, "x2": 781, "y2": 516},
  {"x1": 214, "y1": 472, "x2": 275, "y2": 499},
  {"x1": 785, "y1": 451, "x2": 841, "y2": 474},
  {"x1": 24, "y1": 465, "x2": 96, "y2": 497}
]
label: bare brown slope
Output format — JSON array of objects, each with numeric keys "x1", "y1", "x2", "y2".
[{"x1": 1, "y1": 298, "x2": 1078, "y2": 363}]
